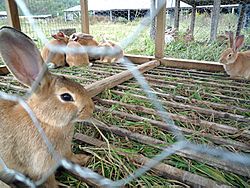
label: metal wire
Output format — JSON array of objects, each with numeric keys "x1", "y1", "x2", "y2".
[{"x1": 0, "y1": 0, "x2": 249, "y2": 187}]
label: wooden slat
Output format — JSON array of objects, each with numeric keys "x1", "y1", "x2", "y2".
[
  {"x1": 75, "y1": 133, "x2": 231, "y2": 188},
  {"x1": 80, "y1": 0, "x2": 90, "y2": 34},
  {"x1": 5, "y1": 0, "x2": 21, "y2": 31},
  {"x1": 85, "y1": 60, "x2": 160, "y2": 97},
  {"x1": 0, "y1": 66, "x2": 9, "y2": 75},
  {"x1": 154, "y1": 0, "x2": 166, "y2": 58}
]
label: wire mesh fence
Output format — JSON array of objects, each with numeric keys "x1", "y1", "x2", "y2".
[
  {"x1": 0, "y1": 0, "x2": 250, "y2": 187},
  {"x1": 0, "y1": 1, "x2": 249, "y2": 59}
]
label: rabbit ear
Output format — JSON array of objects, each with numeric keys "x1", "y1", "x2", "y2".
[
  {"x1": 52, "y1": 32, "x2": 65, "y2": 39},
  {"x1": 225, "y1": 31, "x2": 234, "y2": 48},
  {"x1": 0, "y1": 26, "x2": 45, "y2": 87},
  {"x1": 234, "y1": 35, "x2": 244, "y2": 51}
]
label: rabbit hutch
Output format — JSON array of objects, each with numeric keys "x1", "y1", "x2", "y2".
[{"x1": 0, "y1": 0, "x2": 250, "y2": 187}]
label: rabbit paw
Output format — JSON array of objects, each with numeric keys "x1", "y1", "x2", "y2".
[
  {"x1": 41, "y1": 174, "x2": 58, "y2": 188},
  {"x1": 70, "y1": 154, "x2": 91, "y2": 166}
]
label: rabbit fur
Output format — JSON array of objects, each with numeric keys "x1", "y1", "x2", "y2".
[
  {"x1": 0, "y1": 26, "x2": 94, "y2": 187},
  {"x1": 219, "y1": 31, "x2": 250, "y2": 79}
]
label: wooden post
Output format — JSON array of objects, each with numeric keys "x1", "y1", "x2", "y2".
[
  {"x1": 155, "y1": 0, "x2": 166, "y2": 58},
  {"x1": 174, "y1": 0, "x2": 180, "y2": 30},
  {"x1": 236, "y1": 3, "x2": 247, "y2": 36},
  {"x1": 80, "y1": 0, "x2": 89, "y2": 34},
  {"x1": 5, "y1": 0, "x2": 21, "y2": 31},
  {"x1": 150, "y1": 0, "x2": 156, "y2": 40},
  {"x1": 190, "y1": 5, "x2": 196, "y2": 36},
  {"x1": 210, "y1": 0, "x2": 221, "y2": 41}
]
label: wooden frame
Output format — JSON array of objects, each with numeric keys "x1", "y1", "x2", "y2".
[
  {"x1": 5, "y1": 0, "x2": 21, "y2": 31},
  {"x1": 190, "y1": 5, "x2": 196, "y2": 36},
  {"x1": 174, "y1": 0, "x2": 180, "y2": 30},
  {"x1": 0, "y1": 54, "x2": 224, "y2": 76},
  {"x1": 236, "y1": 2, "x2": 247, "y2": 36},
  {"x1": 80, "y1": 0, "x2": 90, "y2": 33},
  {"x1": 125, "y1": 54, "x2": 224, "y2": 72},
  {"x1": 155, "y1": 0, "x2": 166, "y2": 58}
]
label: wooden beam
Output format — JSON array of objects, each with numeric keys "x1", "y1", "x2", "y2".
[
  {"x1": 236, "y1": 2, "x2": 247, "y2": 36},
  {"x1": 155, "y1": 0, "x2": 166, "y2": 58},
  {"x1": 85, "y1": 60, "x2": 160, "y2": 97},
  {"x1": 210, "y1": 0, "x2": 221, "y2": 41},
  {"x1": 161, "y1": 57, "x2": 224, "y2": 72},
  {"x1": 174, "y1": 0, "x2": 180, "y2": 30},
  {"x1": 80, "y1": 0, "x2": 89, "y2": 34},
  {"x1": 0, "y1": 66, "x2": 9, "y2": 75},
  {"x1": 125, "y1": 54, "x2": 156, "y2": 64},
  {"x1": 0, "y1": 54, "x2": 225, "y2": 77},
  {"x1": 5, "y1": 0, "x2": 21, "y2": 31},
  {"x1": 124, "y1": 54, "x2": 223, "y2": 72},
  {"x1": 190, "y1": 5, "x2": 196, "y2": 36}
]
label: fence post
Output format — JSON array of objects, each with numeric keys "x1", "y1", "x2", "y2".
[
  {"x1": 210, "y1": 0, "x2": 221, "y2": 42},
  {"x1": 155, "y1": 0, "x2": 166, "y2": 59},
  {"x1": 174, "y1": 0, "x2": 180, "y2": 30},
  {"x1": 236, "y1": 2, "x2": 247, "y2": 36},
  {"x1": 5, "y1": 0, "x2": 21, "y2": 31},
  {"x1": 190, "y1": 5, "x2": 196, "y2": 36},
  {"x1": 80, "y1": 0, "x2": 90, "y2": 34},
  {"x1": 150, "y1": 0, "x2": 156, "y2": 40}
]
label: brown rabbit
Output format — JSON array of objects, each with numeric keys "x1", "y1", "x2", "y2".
[
  {"x1": 219, "y1": 31, "x2": 250, "y2": 79},
  {"x1": 66, "y1": 35, "x2": 90, "y2": 67},
  {"x1": 183, "y1": 28, "x2": 194, "y2": 43},
  {"x1": 72, "y1": 33, "x2": 99, "y2": 46},
  {"x1": 98, "y1": 40, "x2": 124, "y2": 64},
  {"x1": 0, "y1": 26, "x2": 94, "y2": 187},
  {"x1": 41, "y1": 31, "x2": 69, "y2": 69},
  {"x1": 70, "y1": 32, "x2": 99, "y2": 61}
]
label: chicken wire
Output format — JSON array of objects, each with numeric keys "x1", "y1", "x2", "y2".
[{"x1": 0, "y1": 0, "x2": 249, "y2": 187}]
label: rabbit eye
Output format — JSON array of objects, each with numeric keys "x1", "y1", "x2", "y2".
[
  {"x1": 60, "y1": 93, "x2": 74, "y2": 102},
  {"x1": 228, "y1": 54, "x2": 232, "y2": 58}
]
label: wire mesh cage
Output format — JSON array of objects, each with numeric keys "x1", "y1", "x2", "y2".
[{"x1": 0, "y1": 0, "x2": 250, "y2": 187}]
